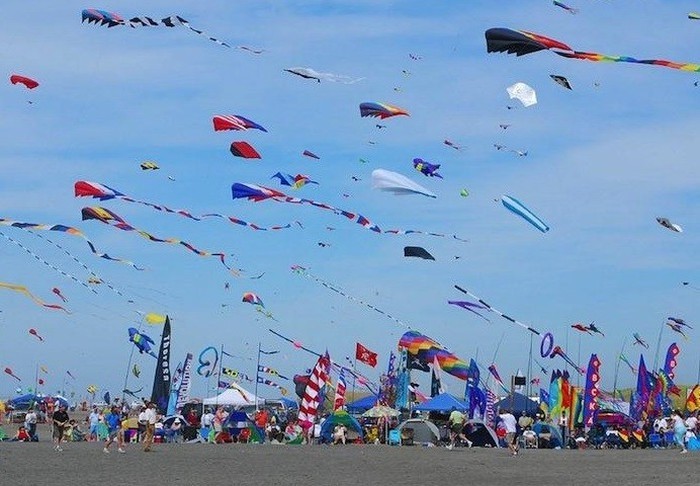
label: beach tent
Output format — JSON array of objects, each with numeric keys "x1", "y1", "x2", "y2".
[
  {"x1": 279, "y1": 397, "x2": 298, "y2": 410},
  {"x1": 320, "y1": 410, "x2": 364, "y2": 443},
  {"x1": 8, "y1": 393, "x2": 69, "y2": 410},
  {"x1": 346, "y1": 395, "x2": 377, "y2": 414},
  {"x1": 493, "y1": 392, "x2": 539, "y2": 416},
  {"x1": 202, "y1": 387, "x2": 262, "y2": 407},
  {"x1": 465, "y1": 419, "x2": 500, "y2": 447},
  {"x1": 413, "y1": 393, "x2": 468, "y2": 412},
  {"x1": 397, "y1": 418, "x2": 440, "y2": 444},
  {"x1": 532, "y1": 421, "x2": 563, "y2": 448}
]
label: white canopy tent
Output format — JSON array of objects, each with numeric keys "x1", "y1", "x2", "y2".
[{"x1": 202, "y1": 386, "x2": 262, "y2": 407}]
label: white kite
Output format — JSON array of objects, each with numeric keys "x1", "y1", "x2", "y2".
[
  {"x1": 506, "y1": 82, "x2": 537, "y2": 107},
  {"x1": 371, "y1": 169, "x2": 437, "y2": 198},
  {"x1": 284, "y1": 67, "x2": 364, "y2": 84}
]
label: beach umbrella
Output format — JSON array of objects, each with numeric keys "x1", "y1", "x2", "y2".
[{"x1": 362, "y1": 405, "x2": 400, "y2": 418}]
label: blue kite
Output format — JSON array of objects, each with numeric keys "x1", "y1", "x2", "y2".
[{"x1": 128, "y1": 328, "x2": 157, "y2": 358}]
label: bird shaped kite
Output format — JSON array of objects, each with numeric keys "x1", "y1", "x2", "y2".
[{"x1": 587, "y1": 322, "x2": 605, "y2": 336}]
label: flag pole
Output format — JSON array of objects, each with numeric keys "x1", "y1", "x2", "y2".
[
  {"x1": 216, "y1": 344, "x2": 224, "y2": 408},
  {"x1": 255, "y1": 342, "x2": 261, "y2": 411},
  {"x1": 351, "y1": 352, "x2": 357, "y2": 402}
]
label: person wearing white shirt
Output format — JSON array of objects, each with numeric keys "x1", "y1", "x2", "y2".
[
  {"x1": 25, "y1": 409, "x2": 37, "y2": 441},
  {"x1": 498, "y1": 410, "x2": 519, "y2": 456},
  {"x1": 142, "y1": 402, "x2": 157, "y2": 452}
]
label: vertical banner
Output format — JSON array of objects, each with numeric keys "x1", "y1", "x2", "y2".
[
  {"x1": 150, "y1": 316, "x2": 171, "y2": 412},
  {"x1": 175, "y1": 353, "x2": 193, "y2": 410}
]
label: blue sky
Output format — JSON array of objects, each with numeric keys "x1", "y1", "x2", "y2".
[{"x1": 1, "y1": 1, "x2": 699, "y2": 402}]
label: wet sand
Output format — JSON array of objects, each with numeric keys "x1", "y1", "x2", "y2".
[{"x1": 1, "y1": 440, "x2": 696, "y2": 486}]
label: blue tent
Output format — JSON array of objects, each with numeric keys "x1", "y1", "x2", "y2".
[
  {"x1": 493, "y1": 392, "x2": 539, "y2": 416},
  {"x1": 413, "y1": 393, "x2": 468, "y2": 412},
  {"x1": 8, "y1": 394, "x2": 69, "y2": 410},
  {"x1": 320, "y1": 411, "x2": 364, "y2": 443},
  {"x1": 279, "y1": 397, "x2": 298, "y2": 410},
  {"x1": 346, "y1": 395, "x2": 377, "y2": 414}
]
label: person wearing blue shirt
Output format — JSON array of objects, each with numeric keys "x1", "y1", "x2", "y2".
[{"x1": 103, "y1": 406, "x2": 125, "y2": 454}]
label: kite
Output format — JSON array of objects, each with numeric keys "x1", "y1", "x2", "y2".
[
  {"x1": 501, "y1": 195, "x2": 549, "y2": 233},
  {"x1": 292, "y1": 265, "x2": 412, "y2": 329},
  {"x1": 656, "y1": 217, "x2": 683, "y2": 233},
  {"x1": 399, "y1": 331, "x2": 470, "y2": 380},
  {"x1": 372, "y1": 169, "x2": 437, "y2": 198},
  {"x1": 4, "y1": 368, "x2": 21, "y2": 381},
  {"x1": 413, "y1": 158, "x2": 443, "y2": 178},
  {"x1": 40, "y1": 366, "x2": 48, "y2": 374},
  {"x1": 460, "y1": 189, "x2": 469, "y2": 197},
  {"x1": 270, "y1": 172, "x2": 318, "y2": 189},
  {"x1": 487, "y1": 364, "x2": 508, "y2": 391},
  {"x1": 66, "y1": 370, "x2": 76, "y2": 380},
  {"x1": 230, "y1": 141, "x2": 261, "y2": 159},
  {"x1": 550, "y1": 75, "x2": 573, "y2": 90},
  {"x1": 409, "y1": 54, "x2": 422, "y2": 60},
  {"x1": 144, "y1": 313, "x2": 166, "y2": 325},
  {"x1": 81, "y1": 9, "x2": 230, "y2": 48},
  {"x1": 232, "y1": 183, "x2": 464, "y2": 239},
  {"x1": 587, "y1": 322, "x2": 605, "y2": 336},
  {"x1": 506, "y1": 82, "x2": 537, "y2": 107},
  {"x1": 197, "y1": 346, "x2": 219, "y2": 377},
  {"x1": 690, "y1": 13, "x2": 700, "y2": 20},
  {"x1": 123, "y1": 387, "x2": 144, "y2": 399},
  {"x1": 52, "y1": 288, "x2": 67, "y2": 302},
  {"x1": 447, "y1": 300, "x2": 491, "y2": 323},
  {"x1": 444, "y1": 140, "x2": 464, "y2": 150},
  {"x1": 0, "y1": 282, "x2": 69, "y2": 312},
  {"x1": 682, "y1": 282, "x2": 700, "y2": 291},
  {"x1": 284, "y1": 67, "x2": 364, "y2": 84},
  {"x1": 550, "y1": 345, "x2": 585, "y2": 374},
  {"x1": 258, "y1": 365, "x2": 289, "y2": 381},
  {"x1": 571, "y1": 323, "x2": 592, "y2": 334},
  {"x1": 453, "y1": 285, "x2": 540, "y2": 335},
  {"x1": 81, "y1": 206, "x2": 233, "y2": 271},
  {"x1": 212, "y1": 115, "x2": 267, "y2": 132},
  {"x1": 553, "y1": 1, "x2": 578, "y2": 14},
  {"x1": 140, "y1": 161, "x2": 159, "y2": 170},
  {"x1": 632, "y1": 333, "x2": 649, "y2": 349},
  {"x1": 302, "y1": 150, "x2": 320, "y2": 160},
  {"x1": 485, "y1": 27, "x2": 700, "y2": 73},
  {"x1": 403, "y1": 246, "x2": 435, "y2": 260},
  {"x1": 128, "y1": 328, "x2": 157, "y2": 357},
  {"x1": 28, "y1": 328, "x2": 44, "y2": 342},
  {"x1": 499, "y1": 124, "x2": 511, "y2": 130},
  {"x1": 493, "y1": 144, "x2": 528, "y2": 156},
  {"x1": 359, "y1": 102, "x2": 409, "y2": 119},
  {"x1": 242, "y1": 292, "x2": 264, "y2": 307},
  {"x1": 10, "y1": 74, "x2": 39, "y2": 89},
  {"x1": 0, "y1": 216, "x2": 142, "y2": 269},
  {"x1": 75, "y1": 180, "x2": 294, "y2": 232},
  {"x1": 132, "y1": 364, "x2": 141, "y2": 378},
  {"x1": 666, "y1": 321, "x2": 689, "y2": 340},
  {"x1": 668, "y1": 317, "x2": 692, "y2": 329}
]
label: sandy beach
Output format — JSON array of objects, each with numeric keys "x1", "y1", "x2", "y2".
[{"x1": 1, "y1": 440, "x2": 696, "y2": 486}]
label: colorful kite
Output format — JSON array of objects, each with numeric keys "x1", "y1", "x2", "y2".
[
  {"x1": 506, "y1": 82, "x2": 537, "y2": 107},
  {"x1": 242, "y1": 292, "x2": 264, "y2": 307},
  {"x1": 447, "y1": 300, "x2": 491, "y2": 323},
  {"x1": 197, "y1": 346, "x2": 219, "y2": 377},
  {"x1": 399, "y1": 331, "x2": 469, "y2": 381},
  {"x1": 230, "y1": 141, "x2": 261, "y2": 159},
  {"x1": 81, "y1": 9, "x2": 230, "y2": 47},
  {"x1": 571, "y1": 323, "x2": 592, "y2": 334},
  {"x1": 453, "y1": 285, "x2": 540, "y2": 334},
  {"x1": 413, "y1": 158, "x2": 443, "y2": 178},
  {"x1": 270, "y1": 172, "x2": 318, "y2": 189},
  {"x1": 232, "y1": 183, "x2": 464, "y2": 240},
  {"x1": 632, "y1": 332, "x2": 649, "y2": 349},
  {"x1": 81, "y1": 207, "x2": 233, "y2": 270},
  {"x1": 75, "y1": 180, "x2": 294, "y2": 232},
  {"x1": 128, "y1": 328, "x2": 157, "y2": 357},
  {"x1": 550, "y1": 345, "x2": 585, "y2": 374},
  {"x1": 372, "y1": 169, "x2": 437, "y2": 198},
  {"x1": 0, "y1": 216, "x2": 142, "y2": 269},
  {"x1": 4, "y1": 368, "x2": 21, "y2": 381},
  {"x1": 213, "y1": 115, "x2": 267, "y2": 132},
  {"x1": 656, "y1": 217, "x2": 683, "y2": 233},
  {"x1": 10, "y1": 74, "x2": 39, "y2": 89},
  {"x1": 550, "y1": 75, "x2": 573, "y2": 90},
  {"x1": 553, "y1": 1, "x2": 578, "y2": 14},
  {"x1": 485, "y1": 27, "x2": 700, "y2": 73},
  {"x1": 501, "y1": 195, "x2": 549, "y2": 233},
  {"x1": 28, "y1": 328, "x2": 44, "y2": 342},
  {"x1": 284, "y1": 67, "x2": 364, "y2": 84},
  {"x1": 359, "y1": 102, "x2": 409, "y2": 119},
  {"x1": 0, "y1": 282, "x2": 69, "y2": 312}
]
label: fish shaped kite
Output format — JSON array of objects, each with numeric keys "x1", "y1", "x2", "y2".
[
  {"x1": 81, "y1": 207, "x2": 233, "y2": 270},
  {"x1": 486, "y1": 27, "x2": 700, "y2": 73},
  {"x1": 4, "y1": 368, "x2": 21, "y2": 381},
  {"x1": 413, "y1": 158, "x2": 443, "y2": 178},
  {"x1": 230, "y1": 141, "x2": 261, "y2": 159},
  {"x1": 506, "y1": 82, "x2": 537, "y2": 107},
  {"x1": 0, "y1": 282, "x2": 69, "y2": 312},
  {"x1": 372, "y1": 169, "x2": 437, "y2": 198},
  {"x1": 668, "y1": 317, "x2": 692, "y2": 329},
  {"x1": 501, "y1": 195, "x2": 550, "y2": 233},
  {"x1": 632, "y1": 332, "x2": 649, "y2": 349},
  {"x1": 28, "y1": 328, "x2": 44, "y2": 342},
  {"x1": 656, "y1": 217, "x2": 683, "y2": 233},
  {"x1": 52, "y1": 287, "x2": 67, "y2": 302},
  {"x1": 359, "y1": 102, "x2": 409, "y2": 119},
  {"x1": 81, "y1": 9, "x2": 230, "y2": 48},
  {"x1": 666, "y1": 322, "x2": 689, "y2": 340},
  {"x1": 128, "y1": 328, "x2": 157, "y2": 357},
  {"x1": 10, "y1": 74, "x2": 39, "y2": 89},
  {"x1": 212, "y1": 115, "x2": 267, "y2": 132},
  {"x1": 284, "y1": 67, "x2": 364, "y2": 84},
  {"x1": 550, "y1": 75, "x2": 573, "y2": 90}
]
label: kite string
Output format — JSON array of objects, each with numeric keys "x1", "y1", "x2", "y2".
[{"x1": 0, "y1": 229, "x2": 96, "y2": 294}]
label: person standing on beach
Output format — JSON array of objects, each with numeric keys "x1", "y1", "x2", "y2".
[
  {"x1": 87, "y1": 406, "x2": 100, "y2": 442},
  {"x1": 103, "y1": 406, "x2": 126, "y2": 454},
  {"x1": 25, "y1": 408, "x2": 37, "y2": 441},
  {"x1": 671, "y1": 410, "x2": 688, "y2": 454},
  {"x1": 52, "y1": 405, "x2": 70, "y2": 452},
  {"x1": 142, "y1": 402, "x2": 157, "y2": 452},
  {"x1": 499, "y1": 409, "x2": 519, "y2": 456}
]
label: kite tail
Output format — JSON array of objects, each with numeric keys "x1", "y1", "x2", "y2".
[
  {"x1": 160, "y1": 16, "x2": 231, "y2": 48},
  {"x1": 0, "y1": 281, "x2": 70, "y2": 313}
]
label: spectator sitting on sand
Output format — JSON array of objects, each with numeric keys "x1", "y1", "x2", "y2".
[
  {"x1": 13, "y1": 425, "x2": 31, "y2": 442},
  {"x1": 333, "y1": 424, "x2": 347, "y2": 445}
]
